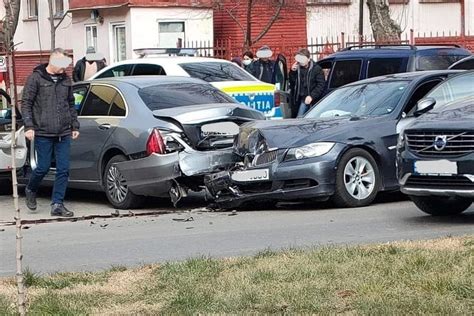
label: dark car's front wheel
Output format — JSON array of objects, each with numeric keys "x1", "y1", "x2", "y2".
[
  {"x1": 104, "y1": 155, "x2": 144, "y2": 209},
  {"x1": 332, "y1": 148, "x2": 380, "y2": 208},
  {"x1": 410, "y1": 196, "x2": 472, "y2": 216}
]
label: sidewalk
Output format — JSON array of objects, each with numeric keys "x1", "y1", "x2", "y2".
[{"x1": 0, "y1": 187, "x2": 195, "y2": 225}]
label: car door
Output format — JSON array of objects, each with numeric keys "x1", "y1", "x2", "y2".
[
  {"x1": 0, "y1": 90, "x2": 26, "y2": 172},
  {"x1": 69, "y1": 84, "x2": 125, "y2": 185}
]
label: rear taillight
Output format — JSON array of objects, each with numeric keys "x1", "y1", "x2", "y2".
[
  {"x1": 146, "y1": 129, "x2": 166, "y2": 155},
  {"x1": 274, "y1": 92, "x2": 281, "y2": 107}
]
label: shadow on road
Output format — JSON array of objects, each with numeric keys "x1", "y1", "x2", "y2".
[{"x1": 403, "y1": 210, "x2": 474, "y2": 226}]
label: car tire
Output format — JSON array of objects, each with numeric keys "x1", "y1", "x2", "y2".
[
  {"x1": 332, "y1": 148, "x2": 380, "y2": 208},
  {"x1": 104, "y1": 155, "x2": 144, "y2": 209},
  {"x1": 410, "y1": 196, "x2": 472, "y2": 216}
]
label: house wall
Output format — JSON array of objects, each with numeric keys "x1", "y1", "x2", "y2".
[
  {"x1": 129, "y1": 7, "x2": 213, "y2": 54},
  {"x1": 70, "y1": 7, "x2": 132, "y2": 64},
  {"x1": 14, "y1": 0, "x2": 72, "y2": 51},
  {"x1": 307, "y1": 1, "x2": 471, "y2": 41}
]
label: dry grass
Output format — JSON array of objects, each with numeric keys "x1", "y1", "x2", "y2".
[{"x1": 0, "y1": 236, "x2": 473, "y2": 315}]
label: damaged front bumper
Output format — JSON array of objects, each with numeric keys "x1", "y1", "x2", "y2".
[
  {"x1": 114, "y1": 148, "x2": 239, "y2": 197},
  {"x1": 204, "y1": 147, "x2": 342, "y2": 208}
]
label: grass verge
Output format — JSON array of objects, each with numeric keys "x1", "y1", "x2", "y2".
[{"x1": 0, "y1": 236, "x2": 472, "y2": 314}]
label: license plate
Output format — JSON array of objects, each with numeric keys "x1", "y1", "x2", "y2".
[
  {"x1": 231, "y1": 169, "x2": 269, "y2": 182},
  {"x1": 414, "y1": 160, "x2": 458, "y2": 175},
  {"x1": 201, "y1": 122, "x2": 239, "y2": 137}
]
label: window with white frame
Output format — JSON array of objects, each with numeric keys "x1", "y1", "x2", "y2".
[
  {"x1": 27, "y1": 0, "x2": 38, "y2": 18},
  {"x1": 86, "y1": 25, "x2": 98, "y2": 50},
  {"x1": 112, "y1": 24, "x2": 127, "y2": 63},
  {"x1": 158, "y1": 22, "x2": 185, "y2": 48}
]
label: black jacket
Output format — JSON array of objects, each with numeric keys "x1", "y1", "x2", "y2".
[
  {"x1": 250, "y1": 60, "x2": 276, "y2": 84},
  {"x1": 73, "y1": 58, "x2": 106, "y2": 82},
  {"x1": 289, "y1": 61, "x2": 325, "y2": 114},
  {"x1": 21, "y1": 64, "x2": 79, "y2": 137}
]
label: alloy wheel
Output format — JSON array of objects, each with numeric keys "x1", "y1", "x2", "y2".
[
  {"x1": 106, "y1": 165, "x2": 128, "y2": 203},
  {"x1": 343, "y1": 156, "x2": 376, "y2": 200}
]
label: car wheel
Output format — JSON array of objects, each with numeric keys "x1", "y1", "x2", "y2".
[
  {"x1": 332, "y1": 148, "x2": 380, "y2": 208},
  {"x1": 410, "y1": 196, "x2": 472, "y2": 216},
  {"x1": 104, "y1": 155, "x2": 144, "y2": 209}
]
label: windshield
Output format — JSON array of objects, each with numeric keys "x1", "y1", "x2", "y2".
[
  {"x1": 138, "y1": 83, "x2": 236, "y2": 111},
  {"x1": 425, "y1": 71, "x2": 474, "y2": 110},
  {"x1": 179, "y1": 62, "x2": 255, "y2": 82},
  {"x1": 305, "y1": 81, "x2": 409, "y2": 119}
]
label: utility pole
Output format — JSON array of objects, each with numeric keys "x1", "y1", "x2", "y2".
[{"x1": 3, "y1": 0, "x2": 26, "y2": 314}]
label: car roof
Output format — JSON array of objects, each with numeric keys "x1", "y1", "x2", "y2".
[
  {"x1": 80, "y1": 76, "x2": 208, "y2": 88},
  {"x1": 320, "y1": 46, "x2": 470, "y2": 60},
  {"x1": 343, "y1": 70, "x2": 463, "y2": 87},
  {"x1": 103, "y1": 57, "x2": 235, "y2": 66}
]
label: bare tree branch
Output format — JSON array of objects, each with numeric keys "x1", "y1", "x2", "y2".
[{"x1": 252, "y1": 0, "x2": 284, "y2": 45}]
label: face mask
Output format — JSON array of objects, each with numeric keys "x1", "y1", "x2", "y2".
[
  {"x1": 295, "y1": 54, "x2": 309, "y2": 66},
  {"x1": 243, "y1": 59, "x2": 252, "y2": 66}
]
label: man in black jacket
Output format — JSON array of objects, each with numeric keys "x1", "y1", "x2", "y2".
[
  {"x1": 289, "y1": 48, "x2": 326, "y2": 117},
  {"x1": 22, "y1": 48, "x2": 80, "y2": 217},
  {"x1": 250, "y1": 45, "x2": 276, "y2": 84},
  {"x1": 73, "y1": 47, "x2": 106, "y2": 82}
]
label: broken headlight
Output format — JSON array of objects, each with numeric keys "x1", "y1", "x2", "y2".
[{"x1": 285, "y1": 142, "x2": 335, "y2": 161}]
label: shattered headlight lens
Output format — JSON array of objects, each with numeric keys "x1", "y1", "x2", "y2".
[{"x1": 285, "y1": 142, "x2": 335, "y2": 161}]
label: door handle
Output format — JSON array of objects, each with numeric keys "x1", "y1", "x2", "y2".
[{"x1": 98, "y1": 123, "x2": 111, "y2": 130}]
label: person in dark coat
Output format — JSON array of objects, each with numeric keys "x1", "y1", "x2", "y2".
[
  {"x1": 73, "y1": 46, "x2": 106, "y2": 82},
  {"x1": 250, "y1": 45, "x2": 276, "y2": 84},
  {"x1": 22, "y1": 48, "x2": 80, "y2": 217},
  {"x1": 289, "y1": 48, "x2": 326, "y2": 117}
]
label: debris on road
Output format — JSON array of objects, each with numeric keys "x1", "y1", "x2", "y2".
[{"x1": 172, "y1": 216, "x2": 194, "y2": 222}]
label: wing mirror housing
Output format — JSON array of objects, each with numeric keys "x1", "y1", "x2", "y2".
[{"x1": 414, "y1": 97, "x2": 436, "y2": 117}]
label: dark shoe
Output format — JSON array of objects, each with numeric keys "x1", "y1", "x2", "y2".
[
  {"x1": 25, "y1": 188, "x2": 37, "y2": 211},
  {"x1": 51, "y1": 203, "x2": 74, "y2": 217}
]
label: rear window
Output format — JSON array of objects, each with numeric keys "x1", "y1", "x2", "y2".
[
  {"x1": 179, "y1": 62, "x2": 255, "y2": 82},
  {"x1": 416, "y1": 55, "x2": 467, "y2": 71},
  {"x1": 367, "y1": 58, "x2": 406, "y2": 78},
  {"x1": 138, "y1": 83, "x2": 236, "y2": 111}
]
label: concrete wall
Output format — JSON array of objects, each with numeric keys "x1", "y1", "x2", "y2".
[{"x1": 307, "y1": 1, "x2": 471, "y2": 42}]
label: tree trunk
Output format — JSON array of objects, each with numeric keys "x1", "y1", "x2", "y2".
[
  {"x1": 366, "y1": 0, "x2": 401, "y2": 42},
  {"x1": 244, "y1": 0, "x2": 253, "y2": 49},
  {"x1": 48, "y1": 0, "x2": 55, "y2": 50}
]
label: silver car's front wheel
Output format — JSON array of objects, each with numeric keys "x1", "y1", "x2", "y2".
[
  {"x1": 104, "y1": 155, "x2": 144, "y2": 209},
  {"x1": 343, "y1": 156, "x2": 376, "y2": 200}
]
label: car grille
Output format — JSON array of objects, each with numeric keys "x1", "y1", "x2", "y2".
[
  {"x1": 405, "y1": 175, "x2": 474, "y2": 190},
  {"x1": 406, "y1": 130, "x2": 474, "y2": 157},
  {"x1": 253, "y1": 150, "x2": 278, "y2": 166}
]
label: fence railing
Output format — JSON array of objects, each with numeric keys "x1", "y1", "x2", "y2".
[{"x1": 184, "y1": 30, "x2": 474, "y2": 63}]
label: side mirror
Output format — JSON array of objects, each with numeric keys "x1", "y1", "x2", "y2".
[{"x1": 414, "y1": 97, "x2": 436, "y2": 117}]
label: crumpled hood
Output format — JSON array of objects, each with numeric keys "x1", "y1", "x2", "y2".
[
  {"x1": 407, "y1": 97, "x2": 474, "y2": 130},
  {"x1": 235, "y1": 116, "x2": 385, "y2": 155}
]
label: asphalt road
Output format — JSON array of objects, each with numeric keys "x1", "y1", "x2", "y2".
[{"x1": 0, "y1": 193, "x2": 473, "y2": 277}]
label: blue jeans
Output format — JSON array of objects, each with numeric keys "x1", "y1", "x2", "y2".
[
  {"x1": 27, "y1": 136, "x2": 71, "y2": 205},
  {"x1": 297, "y1": 101, "x2": 309, "y2": 118}
]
